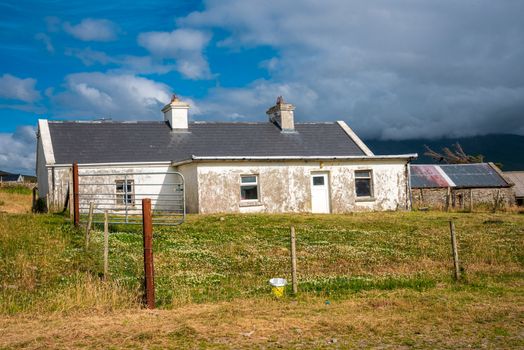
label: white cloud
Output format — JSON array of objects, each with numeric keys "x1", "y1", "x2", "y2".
[
  {"x1": 117, "y1": 55, "x2": 176, "y2": 75},
  {"x1": 138, "y1": 28, "x2": 212, "y2": 79},
  {"x1": 138, "y1": 29, "x2": 210, "y2": 55},
  {"x1": 0, "y1": 74, "x2": 41, "y2": 103},
  {"x1": 65, "y1": 47, "x2": 113, "y2": 66},
  {"x1": 54, "y1": 72, "x2": 172, "y2": 119},
  {"x1": 0, "y1": 126, "x2": 36, "y2": 174},
  {"x1": 65, "y1": 47, "x2": 177, "y2": 75},
  {"x1": 192, "y1": 80, "x2": 318, "y2": 121},
  {"x1": 63, "y1": 18, "x2": 118, "y2": 42},
  {"x1": 35, "y1": 33, "x2": 54, "y2": 53},
  {"x1": 178, "y1": 0, "x2": 524, "y2": 139}
]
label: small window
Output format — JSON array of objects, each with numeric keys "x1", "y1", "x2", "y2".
[
  {"x1": 240, "y1": 175, "x2": 259, "y2": 201},
  {"x1": 355, "y1": 170, "x2": 373, "y2": 197},
  {"x1": 116, "y1": 179, "x2": 135, "y2": 205},
  {"x1": 312, "y1": 176, "x2": 325, "y2": 186}
]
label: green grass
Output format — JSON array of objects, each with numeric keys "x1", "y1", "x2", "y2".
[
  {"x1": 1, "y1": 209, "x2": 523, "y2": 348},
  {"x1": 0, "y1": 185, "x2": 32, "y2": 195},
  {"x1": 1, "y1": 210, "x2": 522, "y2": 313}
]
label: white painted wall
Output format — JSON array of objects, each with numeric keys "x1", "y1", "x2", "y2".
[
  {"x1": 44, "y1": 159, "x2": 410, "y2": 215},
  {"x1": 195, "y1": 160, "x2": 409, "y2": 214}
]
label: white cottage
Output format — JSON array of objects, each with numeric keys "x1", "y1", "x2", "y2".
[{"x1": 36, "y1": 96, "x2": 416, "y2": 214}]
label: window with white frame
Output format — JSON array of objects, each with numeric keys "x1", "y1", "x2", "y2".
[
  {"x1": 240, "y1": 175, "x2": 259, "y2": 201},
  {"x1": 355, "y1": 170, "x2": 373, "y2": 197},
  {"x1": 115, "y1": 179, "x2": 135, "y2": 205}
]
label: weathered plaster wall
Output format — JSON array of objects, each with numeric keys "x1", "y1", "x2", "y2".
[
  {"x1": 196, "y1": 160, "x2": 409, "y2": 214},
  {"x1": 412, "y1": 187, "x2": 515, "y2": 210},
  {"x1": 46, "y1": 167, "x2": 70, "y2": 212}
]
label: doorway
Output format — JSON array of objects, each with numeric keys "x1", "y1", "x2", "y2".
[{"x1": 311, "y1": 172, "x2": 330, "y2": 213}]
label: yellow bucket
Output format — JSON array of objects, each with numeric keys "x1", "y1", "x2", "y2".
[{"x1": 269, "y1": 278, "x2": 287, "y2": 298}]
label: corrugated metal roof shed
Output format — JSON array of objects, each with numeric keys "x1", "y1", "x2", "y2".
[
  {"x1": 411, "y1": 163, "x2": 510, "y2": 189},
  {"x1": 410, "y1": 165, "x2": 450, "y2": 188},
  {"x1": 503, "y1": 172, "x2": 524, "y2": 197}
]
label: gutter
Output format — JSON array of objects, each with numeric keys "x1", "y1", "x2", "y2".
[{"x1": 172, "y1": 154, "x2": 418, "y2": 166}]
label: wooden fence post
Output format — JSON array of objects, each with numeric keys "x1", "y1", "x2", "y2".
[
  {"x1": 85, "y1": 202, "x2": 94, "y2": 249},
  {"x1": 469, "y1": 188, "x2": 473, "y2": 212},
  {"x1": 445, "y1": 187, "x2": 451, "y2": 212},
  {"x1": 290, "y1": 226, "x2": 298, "y2": 295},
  {"x1": 73, "y1": 162, "x2": 80, "y2": 227},
  {"x1": 449, "y1": 220, "x2": 461, "y2": 281},
  {"x1": 103, "y1": 210, "x2": 109, "y2": 281},
  {"x1": 493, "y1": 189, "x2": 500, "y2": 213},
  {"x1": 142, "y1": 198, "x2": 155, "y2": 309}
]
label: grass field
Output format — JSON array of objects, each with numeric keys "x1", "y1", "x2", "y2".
[
  {"x1": 0, "y1": 188, "x2": 523, "y2": 349},
  {"x1": 0, "y1": 185, "x2": 33, "y2": 214}
]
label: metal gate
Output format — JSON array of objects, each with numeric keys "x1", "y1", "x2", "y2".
[{"x1": 75, "y1": 167, "x2": 185, "y2": 226}]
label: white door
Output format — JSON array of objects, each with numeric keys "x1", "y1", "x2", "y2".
[{"x1": 311, "y1": 173, "x2": 330, "y2": 213}]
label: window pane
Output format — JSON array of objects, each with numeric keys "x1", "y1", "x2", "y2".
[
  {"x1": 355, "y1": 170, "x2": 371, "y2": 179},
  {"x1": 313, "y1": 176, "x2": 325, "y2": 186},
  {"x1": 355, "y1": 178, "x2": 371, "y2": 197},
  {"x1": 116, "y1": 182, "x2": 124, "y2": 192},
  {"x1": 241, "y1": 176, "x2": 257, "y2": 184},
  {"x1": 241, "y1": 185, "x2": 258, "y2": 200}
]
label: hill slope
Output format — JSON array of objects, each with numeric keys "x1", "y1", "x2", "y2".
[{"x1": 366, "y1": 134, "x2": 524, "y2": 170}]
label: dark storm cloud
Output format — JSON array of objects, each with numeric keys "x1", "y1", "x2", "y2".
[{"x1": 182, "y1": 0, "x2": 524, "y2": 139}]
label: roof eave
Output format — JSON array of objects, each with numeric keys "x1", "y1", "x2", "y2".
[{"x1": 172, "y1": 154, "x2": 418, "y2": 166}]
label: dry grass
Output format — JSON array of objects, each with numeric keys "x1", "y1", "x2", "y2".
[
  {"x1": 0, "y1": 188, "x2": 32, "y2": 214},
  {"x1": 1, "y1": 287, "x2": 522, "y2": 349}
]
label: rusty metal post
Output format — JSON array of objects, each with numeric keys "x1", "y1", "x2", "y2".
[
  {"x1": 142, "y1": 198, "x2": 155, "y2": 309},
  {"x1": 73, "y1": 162, "x2": 80, "y2": 227}
]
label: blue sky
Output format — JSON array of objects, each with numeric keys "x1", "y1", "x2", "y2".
[{"x1": 1, "y1": 0, "x2": 524, "y2": 173}]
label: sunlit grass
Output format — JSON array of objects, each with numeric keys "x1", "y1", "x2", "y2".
[{"x1": 1, "y1": 206, "x2": 523, "y2": 348}]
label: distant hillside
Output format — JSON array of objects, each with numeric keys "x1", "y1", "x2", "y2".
[{"x1": 365, "y1": 134, "x2": 524, "y2": 171}]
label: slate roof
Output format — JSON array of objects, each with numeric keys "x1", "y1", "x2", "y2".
[
  {"x1": 411, "y1": 163, "x2": 511, "y2": 189},
  {"x1": 47, "y1": 121, "x2": 367, "y2": 164},
  {"x1": 0, "y1": 173, "x2": 23, "y2": 182},
  {"x1": 503, "y1": 172, "x2": 524, "y2": 197}
]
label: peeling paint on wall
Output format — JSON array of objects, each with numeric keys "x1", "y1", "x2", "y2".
[
  {"x1": 195, "y1": 160, "x2": 409, "y2": 214},
  {"x1": 45, "y1": 159, "x2": 410, "y2": 215}
]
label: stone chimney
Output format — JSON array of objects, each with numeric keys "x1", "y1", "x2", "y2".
[
  {"x1": 162, "y1": 94, "x2": 189, "y2": 130},
  {"x1": 266, "y1": 96, "x2": 295, "y2": 132}
]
